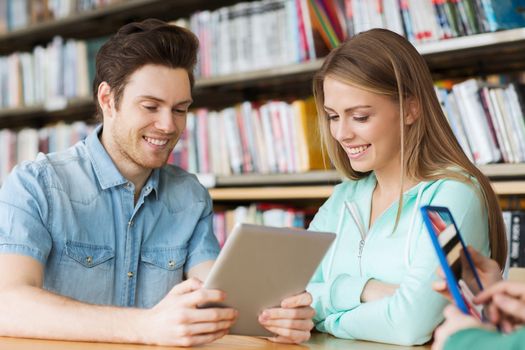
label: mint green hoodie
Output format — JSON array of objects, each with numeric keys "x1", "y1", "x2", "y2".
[{"x1": 307, "y1": 173, "x2": 490, "y2": 346}]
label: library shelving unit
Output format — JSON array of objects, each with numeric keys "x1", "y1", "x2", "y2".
[{"x1": 1, "y1": 0, "x2": 525, "y2": 205}]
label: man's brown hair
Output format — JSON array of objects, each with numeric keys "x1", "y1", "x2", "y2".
[{"x1": 92, "y1": 19, "x2": 199, "y2": 121}]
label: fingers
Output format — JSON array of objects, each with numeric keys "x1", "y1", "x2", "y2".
[
  {"x1": 175, "y1": 308, "x2": 238, "y2": 324},
  {"x1": 175, "y1": 330, "x2": 228, "y2": 347},
  {"x1": 176, "y1": 320, "x2": 235, "y2": 337},
  {"x1": 475, "y1": 281, "x2": 525, "y2": 304},
  {"x1": 467, "y1": 246, "x2": 502, "y2": 285},
  {"x1": 432, "y1": 280, "x2": 447, "y2": 292},
  {"x1": 259, "y1": 318, "x2": 314, "y2": 332},
  {"x1": 486, "y1": 302, "x2": 502, "y2": 324},
  {"x1": 466, "y1": 246, "x2": 484, "y2": 264},
  {"x1": 281, "y1": 292, "x2": 312, "y2": 308},
  {"x1": 180, "y1": 288, "x2": 227, "y2": 307},
  {"x1": 169, "y1": 278, "x2": 203, "y2": 296},
  {"x1": 492, "y1": 293, "x2": 525, "y2": 323},
  {"x1": 264, "y1": 327, "x2": 311, "y2": 344},
  {"x1": 443, "y1": 304, "x2": 462, "y2": 319},
  {"x1": 261, "y1": 306, "x2": 315, "y2": 321}
]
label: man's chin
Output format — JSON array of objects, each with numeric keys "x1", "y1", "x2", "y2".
[{"x1": 138, "y1": 158, "x2": 170, "y2": 170}]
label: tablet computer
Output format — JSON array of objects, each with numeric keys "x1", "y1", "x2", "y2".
[
  {"x1": 203, "y1": 223, "x2": 335, "y2": 336},
  {"x1": 421, "y1": 205, "x2": 485, "y2": 320}
]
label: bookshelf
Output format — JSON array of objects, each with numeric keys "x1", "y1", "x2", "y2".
[
  {"x1": 1, "y1": 1, "x2": 525, "y2": 205},
  {"x1": 4, "y1": 28, "x2": 525, "y2": 128}
]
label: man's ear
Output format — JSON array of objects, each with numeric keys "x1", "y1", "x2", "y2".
[
  {"x1": 405, "y1": 97, "x2": 420, "y2": 125},
  {"x1": 97, "y1": 82, "x2": 114, "y2": 118}
]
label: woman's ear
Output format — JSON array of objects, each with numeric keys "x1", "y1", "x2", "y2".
[
  {"x1": 405, "y1": 97, "x2": 420, "y2": 125},
  {"x1": 97, "y1": 82, "x2": 114, "y2": 119}
]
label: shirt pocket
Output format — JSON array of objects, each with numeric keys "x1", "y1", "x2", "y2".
[
  {"x1": 137, "y1": 246, "x2": 187, "y2": 308},
  {"x1": 47, "y1": 241, "x2": 115, "y2": 305}
]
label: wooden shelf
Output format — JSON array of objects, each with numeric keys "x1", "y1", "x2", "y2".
[
  {"x1": 491, "y1": 181, "x2": 525, "y2": 195},
  {"x1": 209, "y1": 186, "x2": 334, "y2": 201},
  {"x1": 214, "y1": 170, "x2": 341, "y2": 187},
  {"x1": 478, "y1": 163, "x2": 525, "y2": 178},
  {"x1": 0, "y1": 97, "x2": 95, "y2": 129},
  {"x1": 210, "y1": 164, "x2": 525, "y2": 186},
  {"x1": 195, "y1": 59, "x2": 324, "y2": 89},
  {"x1": 209, "y1": 180, "x2": 525, "y2": 201},
  {"x1": 417, "y1": 28, "x2": 525, "y2": 55}
]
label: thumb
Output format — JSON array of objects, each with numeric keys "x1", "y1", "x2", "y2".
[{"x1": 169, "y1": 277, "x2": 203, "y2": 296}]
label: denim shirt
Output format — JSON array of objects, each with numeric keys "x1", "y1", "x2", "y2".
[{"x1": 0, "y1": 125, "x2": 219, "y2": 308}]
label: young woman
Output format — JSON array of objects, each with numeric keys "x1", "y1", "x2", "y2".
[{"x1": 306, "y1": 28, "x2": 507, "y2": 346}]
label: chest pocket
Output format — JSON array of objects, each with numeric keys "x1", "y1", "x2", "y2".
[
  {"x1": 49, "y1": 241, "x2": 115, "y2": 305},
  {"x1": 137, "y1": 246, "x2": 187, "y2": 308}
]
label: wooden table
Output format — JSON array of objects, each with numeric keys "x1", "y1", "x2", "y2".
[{"x1": 0, "y1": 333, "x2": 430, "y2": 350}]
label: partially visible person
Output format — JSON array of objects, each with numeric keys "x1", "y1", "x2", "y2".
[
  {"x1": 432, "y1": 247, "x2": 525, "y2": 350},
  {"x1": 305, "y1": 28, "x2": 507, "y2": 346}
]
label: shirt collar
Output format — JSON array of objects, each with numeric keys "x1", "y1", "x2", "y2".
[
  {"x1": 86, "y1": 124, "x2": 128, "y2": 190},
  {"x1": 144, "y1": 168, "x2": 160, "y2": 200}
]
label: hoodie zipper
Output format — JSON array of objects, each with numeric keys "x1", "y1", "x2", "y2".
[
  {"x1": 358, "y1": 238, "x2": 365, "y2": 276},
  {"x1": 345, "y1": 202, "x2": 368, "y2": 277}
]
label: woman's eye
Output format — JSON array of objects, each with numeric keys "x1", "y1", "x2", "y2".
[
  {"x1": 353, "y1": 115, "x2": 369, "y2": 122},
  {"x1": 327, "y1": 114, "x2": 339, "y2": 121}
]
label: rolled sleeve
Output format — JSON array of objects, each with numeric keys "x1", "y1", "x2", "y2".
[{"x1": 0, "y1": 163, "x2": 52, "y2": 265}]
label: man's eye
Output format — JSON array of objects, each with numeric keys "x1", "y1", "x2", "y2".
[{"x1": 143, "y1": 105, "x2": 157, "y2": 111}]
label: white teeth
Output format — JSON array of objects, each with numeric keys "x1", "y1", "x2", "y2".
[
  {"x1": 144, "y1": 136, "x2": 168, "y2": 146},
  {"x1": 348, "y1": 145, "x2": 369, "y2": 154}
]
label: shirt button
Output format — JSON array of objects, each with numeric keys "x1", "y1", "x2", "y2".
[
  {"x1": 168, "y1": 260, "x2": 175, "y2": 269},
  {"x1": 128, "y1": 220, "x2": 134, "y2": 227},
  {"x1": 127, "y1": 271, "x2": 134, "y2": 278},
  {"x1": 86, "y1": 256, "x2": 93, "y2": 265}
]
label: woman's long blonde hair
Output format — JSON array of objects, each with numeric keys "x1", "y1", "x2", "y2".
[{"x1": 313, "y1": 29, "x2": 506, "y2": 268}]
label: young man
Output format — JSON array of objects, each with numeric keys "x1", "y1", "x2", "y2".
[{"x1": 0, "y1": 19, "x2": 314, "y2": 347}]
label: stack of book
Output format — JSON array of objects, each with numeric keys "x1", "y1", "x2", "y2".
[
  {"x1": 170, "y1": 97, "x2": 326, "y2": 176},
  {"x1": 0, "y1": 36, "x2": 106, "y2": 110},
  {"x1": 213, "y1": 203, "x2": 313, "y2": 247},
  {"x1": 0, "y1": 0, "x2": 125, "y2": 33},
  {"x1": 0, "y1": 121, "x2": 94, "y2": 185},
  {"x1": 435, "y1": 77, "x2": 525, "y2": 165}
]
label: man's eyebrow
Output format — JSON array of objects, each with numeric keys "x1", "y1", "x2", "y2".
[{"x1": 137, "y1": 95, "x2": 193, "y2": 105}]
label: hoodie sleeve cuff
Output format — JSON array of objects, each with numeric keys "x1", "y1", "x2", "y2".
[{"x1": 328, "y1": 274, "x2": 370, "y2": 312}]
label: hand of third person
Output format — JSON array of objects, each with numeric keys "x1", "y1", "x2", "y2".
[{"x1": 474, "y1": 280, "x2": 525, "y2": 332}]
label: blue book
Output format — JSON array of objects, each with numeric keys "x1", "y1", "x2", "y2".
[{"x1": 481, "y1": 0, "x2": 525, "y2": 31}]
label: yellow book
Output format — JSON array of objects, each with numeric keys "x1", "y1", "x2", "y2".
[{"x1": 292, "y1": 97, "x2": 328, "y2": 172}]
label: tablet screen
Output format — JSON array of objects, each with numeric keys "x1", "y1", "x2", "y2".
[{"x1": 424, "y1": 206, "x2": 484, "y2": 319}]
